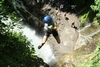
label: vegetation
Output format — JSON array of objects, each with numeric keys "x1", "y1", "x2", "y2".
[
  {"x1": 0, "y1": 31, "x2": 49, "y2": 67},
  {"x1": 79, "y1": 0, "x2": 100, "y2": 26},
  {"x1": 91, "y1": 0, "x2": 100, "y2": 20},
  {"x1": 76, "y1": 43, "x2": 100, "y2": 67}
]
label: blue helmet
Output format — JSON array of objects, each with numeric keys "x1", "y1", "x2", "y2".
[{"x1": 43, "y1": 15, "x2": 52, "y2": 23}]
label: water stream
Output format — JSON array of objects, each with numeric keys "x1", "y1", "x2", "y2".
[
  {"x1": 80, "y1": 23, "x2": 91, "y2": 32},
  {"x1": 80, "y1": 23, "x2": 100, "y2": 37}
]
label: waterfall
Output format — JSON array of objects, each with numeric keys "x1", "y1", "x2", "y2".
[
  {"x1": 2, "y1": 16, "x2": 56, "y2": 66},
  {"x1": 80, "y1": 23, "x2": 91, "y2": 32},
  {"x1": 21, "y1": 25, "x2": 56, "y2": 66},
  {"x1": 79, "y1": 22, "x2": 100, "y2": 37},
  {"x1": 11, "y1": 0, "x2": 57, "y2": 66}
]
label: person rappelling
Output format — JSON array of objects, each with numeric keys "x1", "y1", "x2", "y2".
[{"x1": 38, "y1": 15, "x2": 60, "y2": 49}]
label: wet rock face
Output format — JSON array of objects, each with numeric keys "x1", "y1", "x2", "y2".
[
  {"x1": 56, "y1": 39, "x2": 96, "y2": 67},
  {"x1": 54, "y1": 22, "x2": 99, "y2": 67}
]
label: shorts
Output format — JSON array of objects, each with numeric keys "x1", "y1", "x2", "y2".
[{"x1": 44, "y1": 29, "x2": 58, "y2": 37}]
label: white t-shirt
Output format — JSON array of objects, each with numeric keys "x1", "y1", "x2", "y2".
[{"x1": 44, "y1": 18, "x2": 56, "y2": 32}]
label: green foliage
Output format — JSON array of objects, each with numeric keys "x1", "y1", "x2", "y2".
[
  {"x1": 90, "y1": 0, "x2": 100, "y2": 20},
  {"x1": 61, "y1": 62, "x2": 67, "y2": 67},
  {"x1": 92, "y1": 21, "x2": 99, "y2": 27},
  {"x1": 77, "y1": 43, "x2": 100, "y2": 67},
  {"x1": 79, "y1": 8, "x2": 97, "y2": 27},
  {"x1": 79, "y1": 5, "x2": 90, "y2": 26},
  {"x1": 95, "y1": 43, "x2": 100, "y2": 51},
  {"x1": 0, "y1": 0, "x2": 23, "y2": 34},
  {"x1": 0, "y1": 31, "x2": 49, "y2": 67},
  {"x1": 0, "y1": 0, "x2": 14, "y2": 14},
  {"x1": 80, "y1": 11, "x2": 89, "y2": 25},
  {"x1": 0, "y1": 32, "x2": 30, "y2": 67}
]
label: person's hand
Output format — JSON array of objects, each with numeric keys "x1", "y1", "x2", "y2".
[
  {"x1": 53, "y1": 23, "x2": 57, "y2": 30},
  {"x1": 53, "y1": 26, "x2": 57, "y2": 30}
]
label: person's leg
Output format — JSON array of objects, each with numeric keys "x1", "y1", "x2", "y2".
[
  {"x1": 54, "y1": 35, "x2": 60, "y2": 44},
  {"x1": 38, "y1": 36, "x2": 49, "y2": 49},
  {"x1": 38, "y1": 31, "x2": 50, "y2": 49},
  {"x1": 52, "y1": 30, "x2": 60, "y2": 44}
]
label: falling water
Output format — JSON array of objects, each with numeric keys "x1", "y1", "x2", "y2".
[
  {"x1": 79, "y1": 22, "x2": 100, "y2": 37},
  {"x1": 80, "y1": 23, "x2": 91, "y2": 32},
  {"x1": 86, "y1": 30, "x2": 100, "y2": 37},
  {"x1": 21, "y1": 25, "x2": 56, "y2": 66}
]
